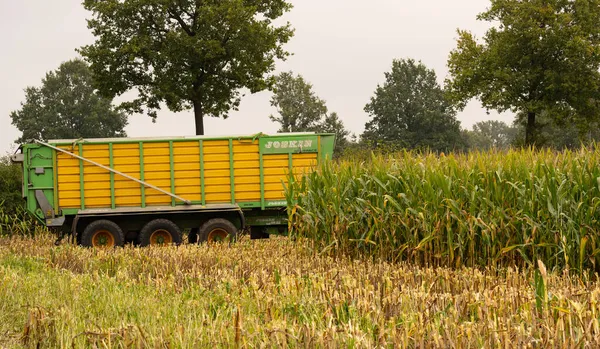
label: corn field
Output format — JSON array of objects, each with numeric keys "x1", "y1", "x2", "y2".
[
  {"x1": 0, "y1": 205, "x2": 46, "y2": 237},
  {"x1": 287, "y1": 147, "x2": 600, "y2": 273}
]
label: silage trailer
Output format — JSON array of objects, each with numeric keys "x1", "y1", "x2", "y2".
[{"x1": 11, "y1": 133, "x2": 335, "y2": 247}]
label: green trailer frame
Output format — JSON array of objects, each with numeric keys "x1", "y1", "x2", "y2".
[{"x1": 12, "y1": 132, "x2": 335, "y2": 246}]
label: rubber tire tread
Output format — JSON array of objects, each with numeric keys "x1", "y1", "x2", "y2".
[
  {"x1": 198, "y1": 218, "x2": 239, "y2": 243},
  {"x1": 138, "y1": 219, "x2": 182, "y2": 247},
  {"x1": 81, "y1": 219, "x2": 125, "y2": 248}
]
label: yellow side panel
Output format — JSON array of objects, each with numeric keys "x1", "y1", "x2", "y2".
[
  {"x1": 205, "y1": 177, "x2": 231, "y2": 186},
  {"x1": 204, "y1": 160, "x2": 230, "y2": 170},
  {"x1": 233, "y1": 142, "x2": 260, "y2": 202},
  {"x1": 203, "y1": 140, "x2": 229, "y2": 155},
  {"x1": 237, "y1": 184, "x2": 261, "y2": 192},
  {"x1": 116, "y1": 196, "x2": 143, "y2": 206},
  {"x1": 235, "y1": 176, "x2": 259, "y2": 185},
  {"x1": 142, "y1": 142, "x2": 171, "y2": 206},
  {"x1": 174, "y1": 176, "x2": 201, "y2": 186},
  {"x1": 204, "y1": 193, "x2": 232, "y2": 202},
  {"x1": 86, "y1": 198, "x2": 111, "y2": 207},
  {"x1": 59, "y1": 191, "x2": 84, "y2": 199},
  {"x1": 205, "y1": 140, "x2": 230, "y2": 146},
  {"x1": 113, "y1": 144, "x2": 142, "y2": 207},
  {"x1": 173, "y1": 142, "x2": 201, "y2": 202},
  {"x1": 58, "y1": 144, "x2": 113, "y2": 209},
  {"x1": 264, "y1": 191, "x2": 286, "y2": 200},
  {"x1": 263, "y1": 159, "x2": 288, "y2": 168},
  {"x1": 55, "y1": 138, "x2": 319, "y2": 209},
  {"x1": 237, "y1": 192, "x2": 260, "y2": 201},
  {"x1": 261, "y1": 153, "x2": 318, "y2": 201},
  {"x1": 145, "y1": 194, "x2": 171, "y2": 205},
  {"x1": 60, "y1": 199, "x2": 80, "y2": 207},
  {"x1": 205, "y1": 183, "x2": 231, "y2": 193},
  {"x1": 84, "y1": 189, "x2": 110, "y2": 199},
  {"x1": 203, "y1": 140, "x2": 232, "y2": 204},
  {"x1": 57, "y1": 174, "x2": 80, "y2": 184},
  {"x1": 144, "y1": 171, "x2": 171, "y2": 180},
  {"x1": 114, "y1": 180, "x2": 140, "y2": 189},
  {"x1": 57, "y1": 145, "x2": 82, "y2": 209},
  {"x1": 262, "y1": 154, "x2": 288, "y2": 201}
]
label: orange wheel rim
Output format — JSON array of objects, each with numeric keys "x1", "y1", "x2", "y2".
[
  {"x1": 150, "y1": 229, "x2": 173, "y2": 245},
  {"x1": 92, "y1": 230, "x2": 115, "y2": 248},
  {"x1": 208, "y1": 228, "x2": 229, "y2": 243}
]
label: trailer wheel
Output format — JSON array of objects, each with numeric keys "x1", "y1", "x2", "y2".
[
  {"x1": 81, "y1": 220, "x2": 125, "y2": 248},
  {"x1": 198, "y1": 218, "x2": 239, "y2": 243},
  {"x1": 138, "y1": 219, "x2": 182, "y2": 247}
]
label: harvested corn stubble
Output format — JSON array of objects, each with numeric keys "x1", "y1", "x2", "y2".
[{"x1": 1, "y1": 234, "x2": 600, "y2": 347}]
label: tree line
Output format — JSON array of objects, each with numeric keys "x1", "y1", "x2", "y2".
[{"x1": 9, "y1": 0, "x2": 600, "y2": 156}]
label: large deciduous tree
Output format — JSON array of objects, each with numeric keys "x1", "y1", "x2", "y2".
[
  {"x1": 10, "y1": 59, "x2": 127, "y2": 143},
  {"x1": 466, "y1": 120, "x2": 517, "y2": 151},
  {"x1": 80, "y1": 0, "x2": 294, "y2": 135},
  {"x1": 446, "y1": 0, "x2": 600, "y2": 146},
  {"x1": 320, "y1": 112, "x2": 351, "y2": 156},
  {"x1": 512, "y1": 111, "x2": 600, "y2": 149},
  {"x1": 269, "y1": 71, "x2": 351, "y2": 156},
  {"x1": 269, "y1": 72, "x2": 328, "y2": 132},
  {"x1": 362, "y1": 59, "x2": 464, "y2": 152}
]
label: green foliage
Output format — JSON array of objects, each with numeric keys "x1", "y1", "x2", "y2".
[
  {"x1": 270, "y1": 71, "x2": 351, "y2": 156},
  {"x1": 320, "y1": 112, "x2": 351, "y2": 157},
  {"x1": 288, "y1": 147, "x2": 600, "y2": 274},
  {"x1": 0, "y1": 157, "x2": 43, "y2": 237},
  {"x1": 0, "y1": 157, "x2": 24, "y2": 215},
  {"x1": 270, "y1": 72, "x2": 327, "y2": 132},
  {"x1": 447, "y1": 0, "x2": 600, "y2": 145},
  {"x1": 0, "y1": 206, "x2": 44, "y2": 237},
  {"x1": 80, "y1": 0, "x2": 294, "y2": 135},
  {"x1": 465, "y1": 120, "x2": 517, "y2": 151},
  {"x1": 362, "y1": 59, "x2": 464, "y2": 153},
  {"x1": 10, "y1": 59, "x2": 127, "y2": 143},
  {"x1": 464, "y1": 116, "x2": 600, "y2": 151},
  {"x1": 513, "y1": 111, "x2": 600, "y2": 149}
]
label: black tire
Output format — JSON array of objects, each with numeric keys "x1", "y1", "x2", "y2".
[
  {"x1": 198, "y1": 218, "x2": 239, "y2": 243},
  {"x1": 138, "y1": 219, "x2": 182, "y2": 247},
  {"x1": 81, "y1": 220, "x2": 125, "y2": 248}
]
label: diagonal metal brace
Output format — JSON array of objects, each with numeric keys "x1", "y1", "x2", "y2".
[{"x1": 35, "y1": 140, "x2": 192, "y2": 205}]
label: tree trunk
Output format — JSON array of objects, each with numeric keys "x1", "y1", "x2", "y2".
[
  {"x1": 525, "y1": 111, "x2": 536, "y2": 146},
  {"x1": 193, "y1": 100, "x2": 204, "y2": 135}
]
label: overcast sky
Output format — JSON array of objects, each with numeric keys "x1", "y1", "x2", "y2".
[{"x1": 0, "y1": 0, "x2": 511, "y2": 154}]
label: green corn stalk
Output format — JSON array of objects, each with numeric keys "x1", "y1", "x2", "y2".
[{"x1": 286, "y1": 145, "x2": 600, "y2": 273}]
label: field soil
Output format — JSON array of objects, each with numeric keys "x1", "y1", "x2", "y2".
[{"x1": 1, "y1": 234, "x2": 600, "y2": 348}]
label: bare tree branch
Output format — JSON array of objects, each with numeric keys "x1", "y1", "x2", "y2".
[{"x1": 168, "y1": 9, "x2": 195, "y2": 36}]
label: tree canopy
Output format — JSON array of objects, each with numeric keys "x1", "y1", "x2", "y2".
[
  {"x1": 464, "y1": 120, "x2": 517, "y2": 151},
  {"x1": 80, "y1": 0, "x2": 294, "y2": 135},
  {"x1": 512, "y1": 111, "x2": 600, "y2": 149},
  {"x1": 10, "y1": 59, "x2": 127, "y2": 143},
  {"x1": 362, "y1": 59, "x2": 464, "y2": 152},
  {"x1": 269, "y1": 71, "x2": 351, "y2": 155},
  {"x1": 447, "y1": 0, "x2": 600, "y2": 145},
  {"x1": 321, "y1": 112, "x2": 351, "y2": 156},
  {"x1": 269, "y1": 72, "x2": 327, "y2": 133}
]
